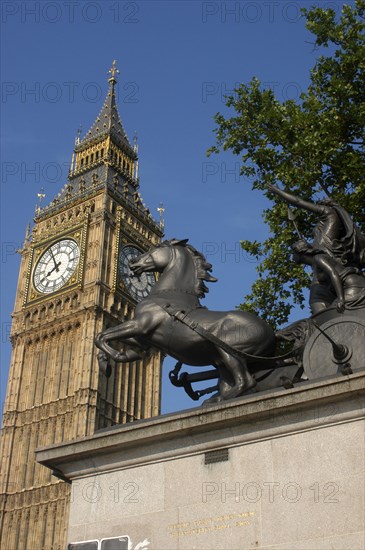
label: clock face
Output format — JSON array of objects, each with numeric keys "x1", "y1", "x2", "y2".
[
  {"x1": 119, "y1": 245, "x2": 155, "y2": 302},
  {"x1": 33, "y1": 239, "x2": 80, "y2": 294}
]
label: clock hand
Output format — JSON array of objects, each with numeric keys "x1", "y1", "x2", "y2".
[
  {"x1": 50, "y1": 248, "x2": 58, "y2": 268},
  {"x1": 46, "y1": 261, "x2": 62, "y2": 277}
]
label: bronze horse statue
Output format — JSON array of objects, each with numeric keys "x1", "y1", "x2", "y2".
[{"x1": 95, "y1": 239, "x2": 277, "y2": 401}]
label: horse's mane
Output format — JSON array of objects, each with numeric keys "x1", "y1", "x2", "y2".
[{"x1": 163, "y1": 239, "x2": 218, "y2": 298}]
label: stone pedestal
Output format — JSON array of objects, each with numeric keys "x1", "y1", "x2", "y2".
[{"x1": 36, "y1": 371, "x2": 365, "y2": 550}]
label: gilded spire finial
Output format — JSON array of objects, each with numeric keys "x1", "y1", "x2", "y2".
[
  {"x1": 35, "y1": 188, "x2": 46, "y2": 214},
  {"x1": 157, "y1": 202, "x2": 165, "y2": 229},
  {"x1": 108, "y1": 60, "x2": 119, "y2": 83},
  {"x1": 75, "y1": 125, "x2": 82, "y2": 145}
]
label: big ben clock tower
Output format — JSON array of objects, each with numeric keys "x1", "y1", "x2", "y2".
[{"x1": 0, "y1": 61, "x2": 164, "y2": 549}]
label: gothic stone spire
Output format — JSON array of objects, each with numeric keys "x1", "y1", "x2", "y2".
[{"x1": 78, "y1": 60, "x2": 135, "y2": 159}]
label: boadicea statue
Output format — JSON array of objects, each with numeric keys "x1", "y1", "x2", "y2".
[
  {"x1": 267, "y1": 183, "x2": 365, "y2": 314},
  {"x1": 95, "y1": 190, "x2": 365, "y2": 403}
]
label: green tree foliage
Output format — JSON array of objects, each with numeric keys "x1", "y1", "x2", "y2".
[{"x1": 208, "y1": 0, "x2": 365, "y2": 328}]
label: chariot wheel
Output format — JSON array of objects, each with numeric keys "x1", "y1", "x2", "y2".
[{"x1": 303, "y1": 314, "x2": 365, "y2": 379}]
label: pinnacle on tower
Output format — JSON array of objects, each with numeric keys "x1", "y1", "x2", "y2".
[
  {"x1": 78, "y1": 60, "x2": 135, "y2": 158},
  {"x1": 36, "y1": 61, "x2": 142, "y2": 217}
]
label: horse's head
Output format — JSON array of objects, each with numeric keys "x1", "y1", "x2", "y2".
[
  {"x1": 129, "y1": 240, "x2": 188, "y2": 276},
  {"x1": 130, "y1": 239, "x2": 217, "y2": 298}
]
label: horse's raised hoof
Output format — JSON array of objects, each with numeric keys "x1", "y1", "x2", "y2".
[{"x1": 98, "y1": 352, "x2": 112, "y2": 378}]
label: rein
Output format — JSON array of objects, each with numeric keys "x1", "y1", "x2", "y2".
[
  {"x1": 154, "y1": 300, "x2": 304, "y2": 365},
  {"x1": 152, "y1": 289, "x2": 201, "y2": 297}
]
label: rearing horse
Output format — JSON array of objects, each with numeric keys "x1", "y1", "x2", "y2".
[{"x1": 95, "y1": 239, "x2": 276, "y2": 401}]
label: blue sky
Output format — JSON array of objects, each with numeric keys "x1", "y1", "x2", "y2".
[{"x1": 1, "y1": 0, "x2": 351, "y2": 415}]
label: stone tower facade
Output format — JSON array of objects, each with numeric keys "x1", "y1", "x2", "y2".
[{"x1": 0, "y1": 61, "x2": 164, "y2": 550}]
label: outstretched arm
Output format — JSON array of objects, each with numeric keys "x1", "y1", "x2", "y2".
[{"x1": 267, "y1": 184, "x2": 326, "y2": 214}]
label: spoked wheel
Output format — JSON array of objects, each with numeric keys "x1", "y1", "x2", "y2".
[{"x1": 303, "y1": 315, "x2": 365, "y2": 379}]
